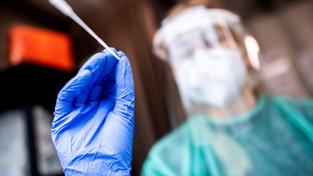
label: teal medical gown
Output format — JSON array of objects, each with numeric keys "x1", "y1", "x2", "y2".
[{"x1": 142, "y1": 96, "x2": 313, "y2": 176}]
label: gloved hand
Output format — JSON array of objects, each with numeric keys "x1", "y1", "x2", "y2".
[{"x1": 51, "y1": 48, "x2": 135, "y2": 176}]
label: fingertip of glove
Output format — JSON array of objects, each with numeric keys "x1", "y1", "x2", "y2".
[
  {"x1": 117, "y1": 51, "x2": 126, "y2": 58},
  {"x1": 102, "y1": 47, "x2": 117, "y2": 52},
  {"x1": 117, "y1": 52, "x2": 131, "y2": 66},
  {"x1": 102, "y1": 47, "x2": 119, "y2": 57},
  {"x1": 101, "y1": 49, "x2": 131, "y2": 72}
]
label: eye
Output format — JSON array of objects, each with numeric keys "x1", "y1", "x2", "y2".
[
  {"x1": 201, "y1": 31, "x2": 212, "y2": 48},
  {"x1": 213, "y1": 24, "x2": 228, "y2": 47},
  {"x1": 213, "y1": 23, "x2": 238, "y2": 49}
]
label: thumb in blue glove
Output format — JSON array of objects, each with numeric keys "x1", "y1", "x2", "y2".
[{"x1": 51, "y1": 48, "x2": 135, "y2": 176}]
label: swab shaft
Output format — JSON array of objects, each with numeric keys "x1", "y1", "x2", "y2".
[
  {"x1": 69, "y1": 13, "x2": 120, "y2": 60},
  {"x1": 49, "y1": 0, "x2": 120, "y2": 60}
]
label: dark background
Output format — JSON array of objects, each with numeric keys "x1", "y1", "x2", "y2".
[{"x1": 0, "y1": 0, "x2": 313, "y2": 175}]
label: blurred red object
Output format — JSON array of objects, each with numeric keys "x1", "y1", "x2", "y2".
[{"x1": 8, "y1": 24, "x2": 74, "y2": 71}]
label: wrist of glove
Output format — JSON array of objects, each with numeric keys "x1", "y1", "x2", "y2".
[{"x1": 62, "y1": 154, "x2": 131, "y2": 176}]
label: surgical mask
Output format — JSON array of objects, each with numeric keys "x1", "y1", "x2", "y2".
[{"x1": 173, "y1": 48, "x2": 247, "y2": 108}]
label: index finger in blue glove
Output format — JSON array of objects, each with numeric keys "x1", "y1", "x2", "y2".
[
  {"x1": 54, "y1": 69, "x2": 92, "y2": 117},
  {"x1": 75, "y1": 50, "x2": 118, "y2": 103},
  {"x1": 55, "y1": 49, "x2": 118, "y2": 116},
  {"x1": 79, "y1": 50, "x2": 118, "y2": 85},
  {"x1": 84, "y1": 49, "x2": 119, "y2": 102}
]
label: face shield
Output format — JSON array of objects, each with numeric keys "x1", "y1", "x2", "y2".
[{"x1": 153, "y1": 6, "x2": 256, "y2": 111}]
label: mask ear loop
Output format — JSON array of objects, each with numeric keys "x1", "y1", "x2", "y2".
[{"x1": 203, "y1": 19, "x2": 220, "y2": 49}]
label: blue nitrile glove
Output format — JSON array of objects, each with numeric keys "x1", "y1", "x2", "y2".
[{"x1": 51, "y1": 48, "x2": 135, "y2": 176}]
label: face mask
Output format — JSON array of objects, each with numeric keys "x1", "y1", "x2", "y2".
[{"x1": 173, "y1": 48, "x2": 247, "y2": 108}]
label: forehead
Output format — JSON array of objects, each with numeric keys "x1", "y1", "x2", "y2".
[{"x1": 160, "y1": 6, "x2": 240, "y2": 44}]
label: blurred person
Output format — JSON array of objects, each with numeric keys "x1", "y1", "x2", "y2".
[
  {"x1": 51, "y1": 1, "x2": 313, "y2": 176},
  {"x1": 142, "y1": 1, "x2": 313, "y2": 175}
]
